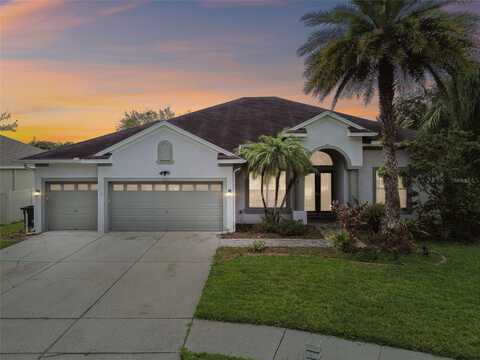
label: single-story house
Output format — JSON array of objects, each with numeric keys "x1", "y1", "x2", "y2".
[
  {"x1": 1, "y1": 135, "x2": 42, "y2": 224},
  {"x1": 22, "y1": 97, "x2": 415, "y2": 233}
]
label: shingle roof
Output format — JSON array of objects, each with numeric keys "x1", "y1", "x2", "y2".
[
  {"x1": 22, "y1": 97, "x2": 415, "y2": 160},
  {"x1": 0, "y1": 135, "x2": 42, "y2": 166}
]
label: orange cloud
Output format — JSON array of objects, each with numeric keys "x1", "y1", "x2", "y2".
[{"x1": 2, "y1": 58, "x2": 377, "y2": 144}]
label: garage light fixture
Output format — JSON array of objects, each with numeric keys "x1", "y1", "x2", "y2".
[{"x1": 33, "y1": 189, "x2": 41, "y2": 196}]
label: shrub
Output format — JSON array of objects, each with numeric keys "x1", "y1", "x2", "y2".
[
  {"x1": 254, "y1": 216, "x2": 278, "y2": 233},
  {"x1": 332, "y1": 231, "x2": 356, "y2": 253},
  {"x1": 250, "y1": 240, "x2": 266, "y2": 253},
  {"x1": 369, "y1": 221, "x2": 415, "y2": 254},
  {"x1": 278, "y1": 219, "x2": 308, "y2": 236},
  {"x1": 403, "y1": 218, "x2": 432, "y2": 242},
  {"x1": 255, "y1": 217, "x2": 310, "y2": 237},
  {"x1": 331, "y1": 201, "x2": 366, "y2": 241},
  {"x1": 235, "y1": 223, "x2": 255, "y2": 233},
  {"x1": 407, "y1": 130, "x2": 480, "y2": 243},
  {"x1": 361, "y1": 203, "x2": 385, "y2": 234}
]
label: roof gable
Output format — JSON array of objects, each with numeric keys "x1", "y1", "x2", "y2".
[
  {"x1": 290, "y1": 111, "x2": 368, "y2": 131},
  {"x1": 96, "y1": 121, "x2": 237, "y2": 158}
]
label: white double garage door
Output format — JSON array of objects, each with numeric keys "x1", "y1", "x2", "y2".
[{"x1": 45, "y1": 181, "x2": 223, "y2": 231}]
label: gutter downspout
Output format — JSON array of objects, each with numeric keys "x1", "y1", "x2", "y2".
[{"x1": 232, "y1": 166, "x2": 242, "y2": 232}]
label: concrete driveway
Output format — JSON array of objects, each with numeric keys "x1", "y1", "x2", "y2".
[{"x1": 0, "y1": 231, "x2": 219, "y2": 359}]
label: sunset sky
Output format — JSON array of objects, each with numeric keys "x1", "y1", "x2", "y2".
[{"x1": 1, "y1": 0, "x2": 478, "y2": 143}]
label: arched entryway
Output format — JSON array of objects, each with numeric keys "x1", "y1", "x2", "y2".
[{"x1": 302, "y1": 148, "x2": 350, "y2": 220}]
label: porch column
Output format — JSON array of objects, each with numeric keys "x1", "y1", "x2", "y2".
[{"x1": 348, "y1": 169, "x2": 359, "y2": 205}]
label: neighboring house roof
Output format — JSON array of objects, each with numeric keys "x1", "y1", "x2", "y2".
[
  {"x1": 22, "y1": 97, "x2": 416, "y2": 160},
  {"x1": 0, "y1": 135, "x2": 42, "y2": 167}
]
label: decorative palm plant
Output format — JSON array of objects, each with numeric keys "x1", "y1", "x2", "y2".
[{"x1": 239, "y1": 135, "x2": 313, "y2": 223}]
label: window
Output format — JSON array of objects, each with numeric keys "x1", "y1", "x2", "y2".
[
  {"x1": 126, "y1": 184, "x2": 138, "y2": 191},
  {"x1": 157, "y1": 140, "x2": 173, "y2": 163},
  {"x1": 154, "y1": 184, "x2": 167, "y2": 191},
  {"x1": 310, "y1": 151, "x2": 333, "y2": 166},
  {"x1": 375, "y1": 170, "x2": 408, "y2": 209},
  {"x1": 90, "y1": 184, "x2": 98, "y2": 191},
  {"x1": 210, "y1": 184, "x2": 222, "y2": 192},
  {"x1": 248, "y1": 172, "x2": 286, "y2": 208},
  {"x1": 50, "y1": 184, "x2": 62, "y2": 191},
  {"x1": 113, "y1": 184, "x2": 124, "y2": 191},
  {"x1": 181, "y1": 184, "x2": 194, "y2": 191},
  {"x1": 78, "y1": 184, "x2": 89, "y2": 191},
  {"x1": 140, "y1": 184, "x2": 153, "y2": 191},
  {"x1": 195, "y1": 184, "x2": 209, "y2": 191},
  {"x1": 168, "y1": 184, "x2": 180, "y2": 191},
  {"x1": 304, "y1": 174, "x2": 316, "y2": 211},
  {"x1": 63, "y1": 184, "x2": 75, "y2": 191}
]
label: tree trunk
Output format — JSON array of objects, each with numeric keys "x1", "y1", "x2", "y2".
[
  {"x1": 273, "y1": 171, "x2": 281, "y2": 223},
  {"x1": 378, "y1": 59, "x2": 401, "y2": 232},
  {"x1": 260, "y1": 170, "x2": 268, "y2": 217},
  {"x1": 279, "y1": 174, "x2": 297, "y2": 209}
]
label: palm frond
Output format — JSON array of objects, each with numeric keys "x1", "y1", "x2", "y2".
[
  {"x1": 297, "y1": 27, "x2": 345, "y2": 57},
  {"x1": 300, "y1": 5, "x2": 360, "y2": 27}
]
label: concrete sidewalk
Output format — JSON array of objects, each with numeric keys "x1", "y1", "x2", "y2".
[{"x1": 185, "y1": 319, "x2": 451, "y2": 360}]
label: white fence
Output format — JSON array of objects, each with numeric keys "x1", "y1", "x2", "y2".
[{"x1": 0, "y1": 189, "x2": 33, "y2": 225}]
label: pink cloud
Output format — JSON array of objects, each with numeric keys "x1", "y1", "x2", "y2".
[
  {"x1": 1, "y1": 0, "x2": 146, "y2": 49},
  {"x1": 199, "y1": 0, "x2": 287, "y2": 8},
  {"x1": 97, "y1": 0, "x2": 147, "y2": 16}
]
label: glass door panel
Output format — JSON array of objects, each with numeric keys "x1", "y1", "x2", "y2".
[
  {"x1": 304, "y1": 173, "x2": 316, "y2": 211},
  {"x1": 320, "y1": 172, "x2": 332, "y2": 211}
]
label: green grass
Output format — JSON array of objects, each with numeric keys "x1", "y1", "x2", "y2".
[
  {"x1": 0, "y1": 221, "x2": 25, "y2": 249},
  {"x1": 195, "y1": 244, "x2": 480, "y2": 360},
  {"x1": 181, "y1": 349, "x2": 253, "y2": 360}
]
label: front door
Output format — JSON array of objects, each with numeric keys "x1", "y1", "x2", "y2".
[{"x1": 304, "y1": 170, "x2": 333, "y2": 216}]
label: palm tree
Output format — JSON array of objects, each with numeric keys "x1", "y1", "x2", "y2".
[
  {"x1": 239, "y1": 135, "x2": 313, "y2": 223},
  {"x1": 298, "y1": 0, "x2": 478, "y2": 233},
  {"x1": 397, "y1": 65, "x2": 480, "y2": 134}
]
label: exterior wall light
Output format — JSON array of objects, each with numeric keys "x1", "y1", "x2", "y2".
[{"x1": 33, "y1": 190, "x2": 41, "y2": 196}]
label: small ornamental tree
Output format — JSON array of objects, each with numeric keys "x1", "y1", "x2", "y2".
[
  {"x1": 407, "y1": 130, "x2": 480, "y2": 242},
  {"x1": 239, "y1": 135, "x2": 313, "y2": 223}
]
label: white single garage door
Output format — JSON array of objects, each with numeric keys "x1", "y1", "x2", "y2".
[
  {"x1": 109, "y1": 182, "x2": 223, "y2": 231},
  {"x1": 46, "y1": 182, "x2": 98, "y2": 230}
]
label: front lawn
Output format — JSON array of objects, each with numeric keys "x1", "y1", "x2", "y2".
[
  {"x1": 195, "y1": 244, "x2": 480, "y2": 360},
  {"x1": 0, "y1": 221, "x2": 25, "y2": 249}
]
